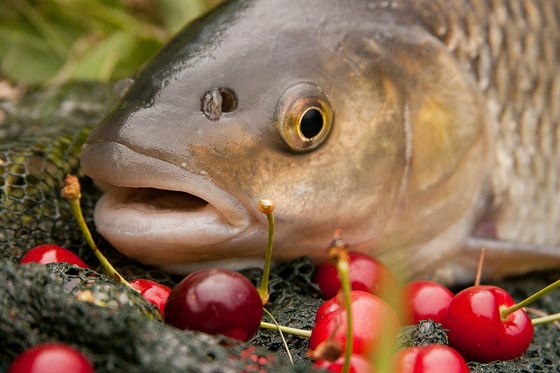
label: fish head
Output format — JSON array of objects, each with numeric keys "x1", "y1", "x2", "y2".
[{"x1": 80, "y1": 1, "x2": 488, "y2": 275}]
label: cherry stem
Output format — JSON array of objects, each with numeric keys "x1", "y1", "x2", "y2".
[
  {"x1": 474, "y1": 247, "x2": 486, "y2": 287},
  {"x1": 262, "y1": 308, "x2": 294, "y2": 366},
  {"x1": 531, "y1": 312, "x2": 560, "y2": 326},
  {"x1": 259, "y1": 321, "x2": 312, "y2": 338},
  {"x1": 500, "y1": 277, "x2": 560, "y2": 319},
  {"x1": 257, "y1": 199, "x2": 275, "y2": 305},
  {"x1": 61, "y1": 174, "x2": 135, "y2": 291},
  {"x1": 329, "y1": 234, "x2": 352, "y2": 373}
]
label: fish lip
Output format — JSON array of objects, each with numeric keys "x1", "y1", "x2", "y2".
[{"x1": 80, "y1": 141, "x2": 251, "y2": 256}]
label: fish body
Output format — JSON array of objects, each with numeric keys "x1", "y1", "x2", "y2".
[{"x1": 80, "y1": 0, "x2": 559, "y2": 283}]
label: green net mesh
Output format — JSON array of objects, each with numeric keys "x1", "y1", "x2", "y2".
[
  {"x1": 0, "y1": 260, "x2": 293, "y2": 372},
  {"x1": 0, "y1": 82, "x2": 111, "y2": 260},
  {"x1": 1, "y1": 82, "x2": 560, "y2": 372}
]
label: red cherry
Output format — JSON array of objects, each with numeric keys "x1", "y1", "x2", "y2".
[
  {"x1": 442, "y1": 285, "x2": 533, "y2": 362},
  {"x1": 20, "y1": 244, "x2": 89, "y2": 268},
  {"x1": 8, "y1": 343, "x2": 94, "y2": 373},
  {"x1": 403, "y1": 280, "x2": 453, "y2": 324},
  {"x1": 313, "y1": 251, "x2": 397, "y2": 300},
  {"x1": 164, "y1": 269, "x2": 263, "y2": 342},
  {"x1": 309, "y1": 290, "x2": 400, "y2": 357},
  {"x1": 130, "y1": 278, "x2": 171, "y2": 317},
  {"x1": 391, "y1": 344, "x2": 469, "y2": 373},
  {"x1": 313, "y1": 354, "x2": 376, "y2": 373}
]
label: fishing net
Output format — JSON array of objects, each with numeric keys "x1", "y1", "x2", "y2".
[
  {"x1": 0, "y1": 82, "x2": 111, "y2": 261},
  {"x1": 1, "y1": 82, "x2": 560, "y2": 372}
]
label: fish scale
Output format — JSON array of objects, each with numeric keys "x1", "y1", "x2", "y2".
[
  {"x1": 412, "y1": 0, "x2": 559, "y2": 248},
  {"x1": 439, "y1": 0, "x2": 560, "y2": 247}
]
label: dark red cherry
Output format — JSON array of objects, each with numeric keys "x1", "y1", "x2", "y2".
[
  {"x1": 164, "y1": 269, "x2": 263, "y2": 342},
  {"x1": 20, "y1": 244, "x2": 88, "y2": 268},
  {"x1": 8, "y1": 343, "x2": 94, "y2": 373},
  {"x1": 130, "y1": 278, "x2": 171, "y2": 317}
]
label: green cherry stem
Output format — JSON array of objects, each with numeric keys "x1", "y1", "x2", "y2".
[
  {"x1": 329, "y1": 234, "x2": 352, "y2": 373},
  {"x1": 257, "y1": 198, "x2": 275, "y2": 305},
  {"x1": 500, "y1": 277, "x2": 560, "y2": 320},
  {"x1": 531, "y1": 312, "x2": 560, "y2": 326},
  {"x1": 61, "y1": 174, "x2": 135, "y2": 291}
]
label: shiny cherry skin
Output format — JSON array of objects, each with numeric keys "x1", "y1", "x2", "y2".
[
  {"x1": 164, "y1": 269, "x2": 263, "y2": 342},
  {"x1": 313, "y1": 251, "x2": 398, "y2": 300},
  {"x1": 130, "y1": 278, "x2": 171, "y2": 317},
  {"x1": 391, "y1": 344, "x2": 469, "y2": 373},
  {"x1": 20, "y1": 244, "x2": 88, "y2": 268},
  {"x1": 8, "y1": 343, "x2": 94, "y2": 373},
  {"x1": 403, "y1": 280, "x2": 453, "y2": 324},
  {"x1": 313, "y1": 354, "x2": 375, "y2": 373},
  {"x1": 442, "y1": 285, "x2": 533, "y2": 363},
  {"x1": 309, "y1": 290, "x2": 400, "y2": 357}
]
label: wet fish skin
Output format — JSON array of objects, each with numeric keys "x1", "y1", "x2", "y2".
[{"x1": 80, "y1": 0, "x2": 559, "y2": 282}]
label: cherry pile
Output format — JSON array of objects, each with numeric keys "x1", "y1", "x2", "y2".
[
  {"x1": 308, "y1": 239, "x2": 466, "y2": 372},
  {"x1": 9, "y1": 174, "x2": 560, "y2": 372},
  {"x1": 310, "y1": 242, "x2": 560, "y2": 372}
]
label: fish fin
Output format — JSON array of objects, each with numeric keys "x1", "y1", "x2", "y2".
[
  {"x1": 464, "y1": 237, "x2": 560, "y2": 279},
  {"x1": 426, "y1": 237, "x2": 560, "y2": 285},
  {"x1": 466, "y1": 237, "x2": 560, "y2": 258}
]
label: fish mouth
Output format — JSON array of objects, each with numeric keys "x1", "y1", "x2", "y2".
[{"x1": 81, "y1": 141, "x2": 251, "y2": 264}]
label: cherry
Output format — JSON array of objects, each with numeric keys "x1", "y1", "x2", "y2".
[
  {"x1": 313, "y1": 251, "x2": 398, "y2": 300},
  {"x1": 309, "y1": 290, "x2": 400, "y2": 358},
  {"x1": 8, "y1": 343, "x2": 94, "y2": 373},
  {"x1": 129, "y1": 278, "x2": 171, "y2": 317},
  {"x1": 164, "y1": 269, "x2": 263, "y2": 342},
  {"x1": 391, "y1": 344, "x2": 469, "y2": 373},
  {"x1": 403, "y1": 280, "x2": 453, "y2": 324},
  {"x1": 20, "y1": 244, "x2": 89, "y2": 268},
  {"x1": 313, "y1": 353, "x2": 375, "y2": 373},
  {"x1": 442, "y1": 285, "x2": 533, "y2": 362}
]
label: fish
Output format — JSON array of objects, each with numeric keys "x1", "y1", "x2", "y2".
[{"x1": 80, "y1": 0, "x2": 560, "y2": 283}]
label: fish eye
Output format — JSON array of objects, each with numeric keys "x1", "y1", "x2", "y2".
[{"x1": 274, "y1": 82, "x2": 333, "y2": 152}]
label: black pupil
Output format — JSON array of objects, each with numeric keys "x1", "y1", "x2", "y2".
[{"x1": 300, "y1": 108, "x2": 323, "y2": 139}]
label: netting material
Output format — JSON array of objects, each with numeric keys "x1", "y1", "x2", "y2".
[
  {"x1": 0, "y1": 261, "x2": 292, "y2": 373},
  {"x1": 1, "y1": 83, "x2": 560, "y2": 372},
  {"x1": 0, "y1": 82, "x2": 112, "y2": 260}
]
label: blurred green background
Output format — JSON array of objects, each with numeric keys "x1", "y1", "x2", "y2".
[{"x1": 0, "y1": 0, "x2": 222, "y2": 85}]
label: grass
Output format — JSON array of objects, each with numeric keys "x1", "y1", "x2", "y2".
[{"x1": 0, "y1": 0, "x2": 222, "y2": 85}]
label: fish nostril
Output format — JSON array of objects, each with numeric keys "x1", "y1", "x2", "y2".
[
  {"x1": 218, "y1": 88, "x2": 237, "y2": 113},
  {"x1": 201, "y1": 87, "x2": 238, "y2": 121}
]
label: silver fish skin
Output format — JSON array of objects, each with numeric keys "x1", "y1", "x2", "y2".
[{"x1": 80, "y1": 0, "x2": 559, "y2": 283}]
